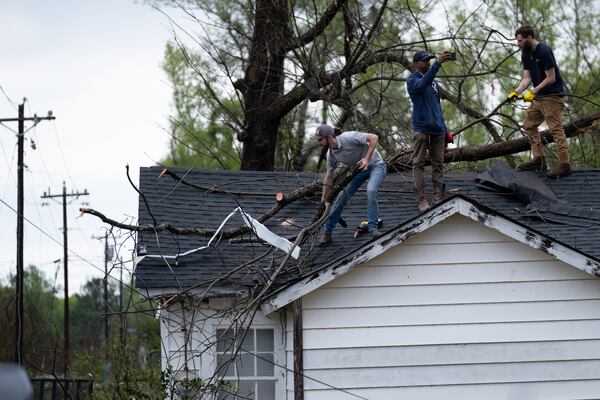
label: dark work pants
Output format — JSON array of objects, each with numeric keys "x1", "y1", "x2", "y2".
[{"x1": 412, "y1": 132, "x2": 445, "y2": 202}]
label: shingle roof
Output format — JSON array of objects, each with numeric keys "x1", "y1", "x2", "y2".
[{"x1": 135, "y1": 164, "x2": 600, "y2": 293}]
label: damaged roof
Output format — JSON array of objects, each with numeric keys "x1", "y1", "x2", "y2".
[{"x1": 134, "y1": 163, "x2": 600, "y2": 295}]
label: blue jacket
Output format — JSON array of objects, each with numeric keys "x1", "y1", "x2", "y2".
[{"x1": 407, "y1": 62, "x2": 447, "y2": 135}]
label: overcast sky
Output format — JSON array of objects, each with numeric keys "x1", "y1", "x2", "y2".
[{"x1": 0, "y1": 0, "x2": 185, "y2": 294}]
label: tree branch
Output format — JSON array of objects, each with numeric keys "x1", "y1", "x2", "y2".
[
  {"x1": 391, "y1": 111, "x2": 600, "y2": 170},
  {"x1": 283, "y1": 0, "x2": 349, "y2": 52}
]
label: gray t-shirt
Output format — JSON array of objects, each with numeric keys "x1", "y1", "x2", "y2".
[{"x1": 326, "y1": 131, "x2": 384, "y2": 172}]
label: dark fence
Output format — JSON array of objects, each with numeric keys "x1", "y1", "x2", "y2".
[{"x1": 31, "y1": 378, "x2": 93, "y2": 400}]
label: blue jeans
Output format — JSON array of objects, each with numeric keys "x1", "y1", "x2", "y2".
[{"x1": 324, "y1": 163, "x2": 386, "y2": 234}]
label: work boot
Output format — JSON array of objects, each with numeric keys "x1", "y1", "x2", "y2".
[
  {"x1": 318, "y1": 232, "x2": 332, "y2": 246},
  {"x1": 516, "y1": 157, "x2": 547, "y2": 171},
  {"x1": 417, "y1": 198, "x2": 431, "y2": 212},
  {"x1": 433, "y1": 192, "x2": 446, "y2": 204},
  {"x1": 546, "y1": 163, "x2": 571, "y2": 179},
  {"x1": 370, "y1": 229, "x2": 382, "y2": 240}
]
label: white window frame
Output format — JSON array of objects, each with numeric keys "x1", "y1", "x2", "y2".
[
  {"x1": 215, "y1": 326, "x2": 277, "y2": 399},
  {"x1": 210, "y1": 317, "x2": 285, "y2": 400}
]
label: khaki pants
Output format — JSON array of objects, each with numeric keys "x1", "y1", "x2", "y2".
[
  {"x1": 412, "y1": 133, "x2": 445, "y2": 201},
  {"x1": 523, "y1": 95, "x2": 570, "y2": 164}
]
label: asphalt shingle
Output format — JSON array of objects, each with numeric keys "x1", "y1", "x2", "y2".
[{"x1": 135, "y1": 165, "x2": 600, "y2": 292}]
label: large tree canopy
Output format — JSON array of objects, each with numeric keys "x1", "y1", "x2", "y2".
[{"x1": 158, "y1": 0, "x2": 600, "y2": 171}]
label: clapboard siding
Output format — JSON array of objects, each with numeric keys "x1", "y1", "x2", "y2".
[
  {"x1": 362, "y1": 241, "x2": 554, "y2": 265},
  {"x1": 396, "y1": 219, "x2": 513, "y2": 244},
  {"x1": 303, "y1": 380, "x2": 600, "y2": 400},
  {"x1": 302, "y1": 300, "x2": 600, "y2": 329},
  {"x1": 303, "y1": 359, "x2": 600, "y2": 389},
  {"x1": 299, "y1": 215, "x2": 600, "y2": 398},
  {"x1": 302, "y1": 339, "x2": 600, "y2": 369},
  {"x1": 325, "y1": 260, "x2": 591, "y2": 288},
  {"x1": 302, "y1": 319, "x2": 600, "y2": 348},
  {"x1": 302, "y1": 280, "x2": 600, "y2": 309}
]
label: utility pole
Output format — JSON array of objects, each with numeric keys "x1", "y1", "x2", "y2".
[
  {"x1": 41, "y1": 182, "x2": 89, "y2": 376},
  {"x1": 92, "y1": 231, "x2": 114, "y2": 356},
  {"x1": 0, "y1": 100, "x2": 55, "y2": 365}
]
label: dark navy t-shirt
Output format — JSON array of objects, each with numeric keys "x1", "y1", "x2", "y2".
[{"x1": 521, "y1": 42, "x2": 564, "y2": 95}]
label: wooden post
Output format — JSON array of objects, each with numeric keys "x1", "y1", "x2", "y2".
[
  {"x1": 293, "y1": 299, "x2": 304, "y2": 400},
  {"x1": 15, "y1": 103, "x2": 24, "y2": 364},
  {"x1": 62, "y1": 182, "x2": 70, "y2": 375},
  {"x1": 103, "y1": 235, "x2": 109, "y2": 353}
]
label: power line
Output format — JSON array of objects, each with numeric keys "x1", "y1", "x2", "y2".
[
  {"x1": 48, "y1": 121, "x2": 93, "y2": 248},
  {"x1": 2, "y1": 193, "x2": 368, "y2": 399},
  {"x1": 51, "y1": 122, "x2": 80, "y2": 192},
  {"x1": 0, "y1": 195, "x2": 145, "y2": 299},
  {"x1": 0, "y1": 136, "x2": 17, "y2": 195},
  {"x1": 245, "y1": 347, "x2": 371, "y2": 400},
  {"x1": 0, "y1": 83, "x2": 18, "y2": 111},
  {"x1": 0, "y1": 121, "x2": 19, "y2": 134}
]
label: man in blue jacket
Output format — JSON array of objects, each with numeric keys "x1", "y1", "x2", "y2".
[{"x1": 407, "y1": 50, "x2": 452, "y2": 212}]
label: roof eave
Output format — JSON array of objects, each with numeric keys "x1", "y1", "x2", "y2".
[
  {"x1": 138, "y1": 286, "x2": 249, "y2": 301},
  {"x1": 261, "y1": 195, "x2": 600, "y2": 315}
]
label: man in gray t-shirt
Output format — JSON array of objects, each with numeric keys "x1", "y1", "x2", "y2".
[{"x1": 315, "y1": 124, "x2": 386, "y2": 245}]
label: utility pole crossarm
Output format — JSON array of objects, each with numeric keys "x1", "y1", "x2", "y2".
[{"x1": 0, "y1": 115, "x2": 55, "y2": 123}]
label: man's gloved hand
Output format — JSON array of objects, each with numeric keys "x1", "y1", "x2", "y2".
[
  {"x1": 507, "y1": 91, "x2": 519, "y2": 102},
  {"x1": 523, "y1": 91, "x2": 536, "y2": 102}
]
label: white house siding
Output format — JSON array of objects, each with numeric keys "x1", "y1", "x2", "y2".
[
  {"x1": 294, "y1": 214, "x2": 600, "y2": 399},
  {"x1": 160, "y1": 298, "x2": 287, "y2": 399}
]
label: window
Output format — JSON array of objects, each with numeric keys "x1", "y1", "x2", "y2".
[{"x1": 216, "y1": 328, "x2": 276, "y2": 400}]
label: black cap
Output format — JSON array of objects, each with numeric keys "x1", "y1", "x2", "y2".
[{"x1": 413, "y1": 51, "x2": 435, "y2": 63}]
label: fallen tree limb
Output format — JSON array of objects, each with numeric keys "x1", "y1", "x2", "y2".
[
  {"x1": 79, "y1": 166, "x2": 352, "y2": 238},
  {"x1": 81, "y1": 111, "x2": 600, "y2": 236},
  {"x1": 391, "y1": 111, "x2": 600, "y2": 171}
]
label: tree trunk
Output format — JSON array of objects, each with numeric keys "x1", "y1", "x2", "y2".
[{"x1": 240, "y1": 0, "x2": 291, "y2": 170}]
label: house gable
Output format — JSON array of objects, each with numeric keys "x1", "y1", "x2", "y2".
[
  {"x1": 294, "y1": 213, "x2": 600, "y2": 398},
  {"x1": 262, "y1": 195, "x2": 600, "y2": 314}
]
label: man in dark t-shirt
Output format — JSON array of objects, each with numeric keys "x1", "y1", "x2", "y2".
[{"x1": 507, "y1": 25, "x2": 571, "y2": 178}]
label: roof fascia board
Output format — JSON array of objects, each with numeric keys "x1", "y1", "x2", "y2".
[
  {"x1": 141, "y1": 287, "x2": 247, "y2": 300},
  {"x1": 263, "y1": 195, "x2": 600, "y2": 315},
  {"x1": 456, "y1": 197, "x2": 600, "y2": 277},
  {"x1": 261, "y1": 199, "x2": 460, "y2": 315}
]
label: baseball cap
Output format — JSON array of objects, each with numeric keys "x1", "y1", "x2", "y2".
[
  {"x1": 314, "y1": 124, "x2": 335, "y2": 138},
  {"x1": 413, "y1": 51, "x2": 435, "y2": 63}
]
